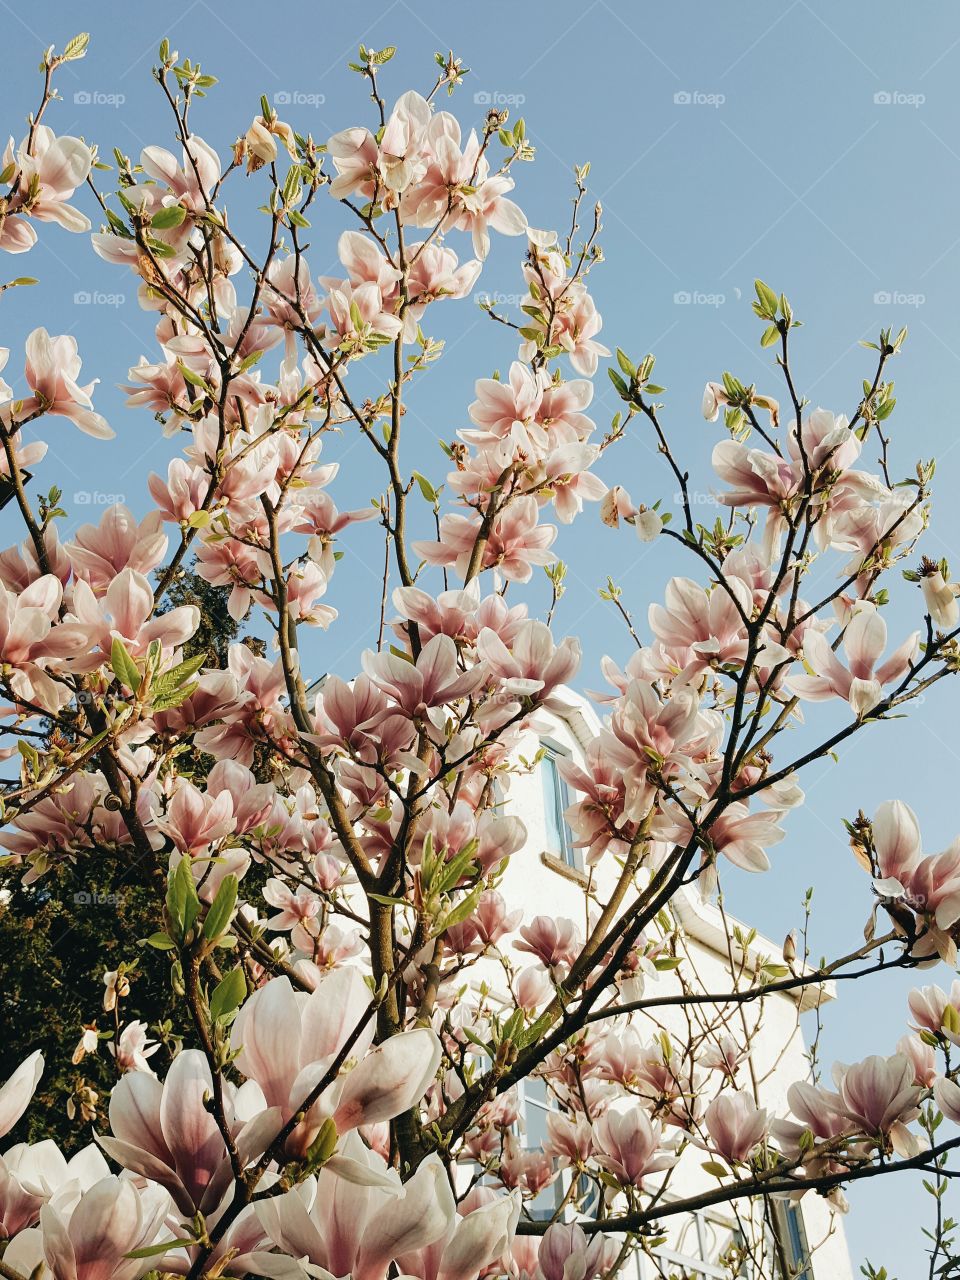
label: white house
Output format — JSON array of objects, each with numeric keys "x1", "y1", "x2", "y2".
[{"x1": 492, "y1": 689, "x2": 854, "y2": 1280}]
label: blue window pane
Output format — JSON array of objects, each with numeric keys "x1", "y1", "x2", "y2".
[{"x1": 540, "y1": 742, "x2": 578, "y2": 869}]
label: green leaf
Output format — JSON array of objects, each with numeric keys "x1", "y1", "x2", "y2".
[
  {"x1": 111, "y1": 636, "x2": 141, "y2": 692},
  {"x1": 760, "y1": 324, "x2": 779, "y2": 348},
  {"x1": 209, "y1": 966, "x2": 247, "y2": 1021},
  {"x1": 607, "y1": 368, "x2": 630, "y2": 398},
  {"x1": 142, "y1": 931, "x2": 177, "y2": 951},
  {"x1": 412, "y1": 471, "x2": 438, "y2": 503},
  {"x1": 153, "y1": 653, "x2": 206, "y2": 695},
  {"x1": 151, "y1": 203, "x2": 187, "y2": 229},
  {"x1": 166, "y1": 858, "x2": 201, "y2": 941},
  {"x1": 62, "y1": 32, "x2": 90, "y2": 61},
  {"x1": 615, "y1": 348, "x2": 636, "y2": 379},
  {"x1": 177, "y1": 361, "x2": 211, "y2": 391},
  {"x1": 125, "y1": 1238, "x2": 196, "y2": 1260},
  {"x1": 754, "y1": 279, "x2": 779, "y2": 318},
  {"x1": 203, "y1": 874, "x2": 239, "y2": 940}
]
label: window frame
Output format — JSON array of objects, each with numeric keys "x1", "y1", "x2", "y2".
[{"x1": 539, "y1": 737, "x2": 580, "y2": 871}]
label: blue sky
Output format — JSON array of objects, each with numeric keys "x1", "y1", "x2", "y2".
[{"x1": 4, "y1": 1, "x2": 960, "y2": 1271}]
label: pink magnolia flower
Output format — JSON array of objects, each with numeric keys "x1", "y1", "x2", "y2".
[
  {"x1": 66, "y1": 504, "x2": 167, "y2": 595},
  {"x1": 0, "y1": 575, "x2": 90, "y2": 711},
  {"x1": 788, "y1": 407, "x2": 860, "y2": 471},
  {"x1": 648, "y1": 576, "x2": 752, "y2": 681},
  {"x1": 934, "y1": 1075, "x2": 960, "y2": 1124},
  {"x1": 9, "y1": 328, "x2": 113, "y2": 438},
  {"x1": 908, "y1": 982, "x2": 960, "y2": 1036},
  {"x1": 325, "y1": 278, "x2": 403, "y2": 346},
  {"x1": 109, "y1": 1021, "x2": 159, "y2": 1074},
  {"x1": 97, "y1": 1048, "x2": 277, "y2": 1216},
  {"x1": 255, "y1": 1134, "x2": 456, "y2": 1280},
  {"x1": 0, "y1": 126, "x2": 93, "y2": 251},
  {"x1": 516, "y1": 231, "x2": 608, "y2": 373},
  {"x1": 701, "y1": 1033, "x2": 748, "y2": 1078},
  {"x1": 832, "y1": 1053, "x2": 921, "y2": 1154},
  {"x1": 401, "y1": 113, "x2": 526, "y2": 257},
  {"x1": 788, "y1": 603, "x2": 919, "y2": 717},
  {"x1": 0, "y1": 1052, "x2": 43, "y2": 1139},
  {"x1": 194, "y1": 535, "x2": 263, "y2": 622},
  {"x1": 326, "y1": 124, "x2": 380, "y2": 200},
  {"x1": 415, "y1": 497, "x2": 557, "y2": 584},
  {"x1": 711, "y1": 440, "x2": 799, "y2": 553},
  {"x1": 335, "y1": 230, "x2": 402, "y2": 303},
  {"x1": 154, "y1": 780, "x2": 237, "y2": 855},
  {"x1": 920, "y1": 562, "x2": 960, "y2": 631},
  {"x1": 140, "y1": 137, "x2": 220, "y2": 211},
  {"x1": 397, "y1": 1187, "x2": 521, "y2": 1280},
  {"x1": 897, "y1": 1034, "x2": 937, "y2": 1088},
  {"x1": 378, "y1": 90, "x2": 431, "y2": 193},
  {"x1": 264, "y1": 254, "x2": 323, "y2": 335},
  {"x1": 39, "y1": 1176, "x2": 170, "y2": 1280},
  {"x1": 904, "y1": 841, "x2": 960, "y2": 936},
  {"x1": 873, "y1": 799, "x2": 922, "y2": 884},
  {"x1": 0, "y1": 1138, "x2": 107, "y2": 1240},
  {"x1": 466, "y1": 362, "x2": 543, "y2": 450},
  {"x1": 515, "y1": 916, "x2": 582, "y2": 970},
  {"x1": 362, "y1": 633, "x2": 484, "y2": 718},
  {"x1": 67, "y1": 568, "x2": 199, "y2": 670},
  {"x1": 515, "y1": 966, "x2": 553, "y2": 1013},
  {"x1": 477, "y1": 619, "x2": 580, "y2": 705},
  {"x1": 703, "y1": 1091, "x2": 768, "y2": 1163},
  {"x1": 230, "y1": 969, "x2": 440, "y2": 1155},
  {"x1": 544, "y1": 1111, "x2": 594, "y2": 1166},
  {"x1": 537, "y1": 1223, "x2": 607, "y2": 1280},
  {"x1": 405, "y1": 242, "x2": 481, "y2": 334},
  {"x1": 593, "y1": 1107, "x2": 677, "y2": 1186},
  {"x1": 147, "y1": 457, "x2": 208, "y2": 523}
]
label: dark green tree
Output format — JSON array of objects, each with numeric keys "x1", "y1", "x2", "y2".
[{"x1": 0, "y1": 567, "x2": 246, "y2": 1148}]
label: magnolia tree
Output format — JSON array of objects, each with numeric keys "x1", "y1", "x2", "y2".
[{"x1": 2, "y1": 31, "x2": 960, "y2": 1280}]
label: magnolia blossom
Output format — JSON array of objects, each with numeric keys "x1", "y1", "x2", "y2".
[
  {"x1": 230, "y1": 969, "x2": 441, "y2": 1155},
  {"x1": 593, "y1": 1108, "x2": 677, "y2": 1186},
  {"x1": 0, "y1": 1053, "x2": 43, "y2": 1139},
  {"x1": 789, "y1": 603, "x2": 918, "y2": 717},
  {"x1": 0, "y1": 328, "x2": 113, "y2": 438},
  {"x1": 702, "y1": 1091, "x2": 768, "y2": 1163},
  {"x1": 1, "y1": 126, "x2": 93, "y2": 252}
]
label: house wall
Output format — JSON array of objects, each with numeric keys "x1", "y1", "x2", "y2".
[{"x1": 491, "y1": 697, "x2": 854, "y2": 1280}]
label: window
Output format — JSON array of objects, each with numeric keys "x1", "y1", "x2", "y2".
[
  {"x1": 540, "y1": 740, "x2": 579, "y2": 870},
  {"x1": 517, "y1": 1077, "x2": 568, "y2": 1221},
  {"x1": 773, "y1": 1201, "x2": 813, "y2": 1280}
]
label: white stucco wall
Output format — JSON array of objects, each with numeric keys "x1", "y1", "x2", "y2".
[{"x1": 492, "y1": 690, "x2": 854, "y2": 1280}]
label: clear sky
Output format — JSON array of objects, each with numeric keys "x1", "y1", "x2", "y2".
[{"x1": 4, "y1": 1, "x2": 960, "y2": 1271}]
